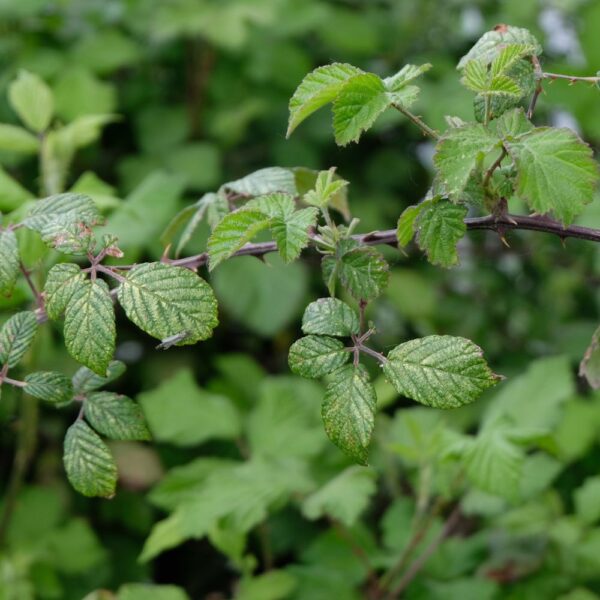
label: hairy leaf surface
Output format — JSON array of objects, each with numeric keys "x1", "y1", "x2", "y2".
[
  {"x1": 301, "y1": 298, "x2": 359, "y2": 337},
  {"x1": 322, "y1": 364, "x2": 377, "y2": 465},
  {"x1": 0, "y1": 311, "x2": 37, "y2": 368},
  {"x1": 63, "y1": 420, "x2": 117, "y2": 498},
  {"x1": 24, "y1": 371, "x2": 73, "y2": 404},
  {"x1": 288, "y1": 335, "x2": 349, "y2": 379},
  {"x1": 84, "y1": 391, "x2": 151, "y2": 440},
  {"x1": 118, "y1": 263, "x2": 218, "y2": 344},
  {"x1": 383, "y1": 335, "x2": 501, "y2": 408},
  {"x1": 64, "y1": 278, "x2": 115, "y2": 376},
  {"x1": 0, "y1": 229, "x2": 19, "y2": 296}
]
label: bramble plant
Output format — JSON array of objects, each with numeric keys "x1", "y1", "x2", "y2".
[{"x1": 4, "y1": 21, "x2": 600, "y2": 598}]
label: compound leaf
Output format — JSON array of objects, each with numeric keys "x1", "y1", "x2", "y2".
[
  {"x1": 63, "y1": 420, "x2": 117, "y2": 498},
  {"x1": 302, "y1": 298, "x2": 360, "y2": 337},
  {"x1": 118, "y1": 262, "x2": 218, "y2": 344},
  {"x1": 64, "y1": 278, "x2": 115, "y2": 376},
  {"x1": 223, "y1": 167, "x2": 297, "y2": 197},
  {"x1": 84, "y1": 391, "x2": 151, "y2": 441},
  {"x1": 322, "y1": 364, "x2": 377, "y2": 465},
  {"x1": 288, "y1": 335, "x2": 350, "y2": 379},
  {"x1": 383, "y1": 335, "x2": 501, "y2": 408}
]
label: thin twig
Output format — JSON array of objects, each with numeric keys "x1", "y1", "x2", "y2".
[
  {"x1": 19, "y1": 264, "x2": 44, "y2": 311},
  {"x1": 391, "y1": 104, "x2": 440, "y2": 140},
  {"x1": 543, "y1": 72, "x2": 600, "y2": 84},
  {"x1": 527, "y1": 55, "x2": 544, "y2": 119}
]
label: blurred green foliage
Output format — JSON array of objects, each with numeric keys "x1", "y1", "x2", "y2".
[{"x1": 2, "y1": 0, "x2": 600, "y2": 598}]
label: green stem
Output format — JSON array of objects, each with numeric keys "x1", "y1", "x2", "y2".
[{"x1": 391, "y1": 104, "x2": 440, "y2": 140}]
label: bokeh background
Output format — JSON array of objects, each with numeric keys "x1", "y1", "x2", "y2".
[{"x1": 2, "y1": 1, "x2": 600, "y2": 598}]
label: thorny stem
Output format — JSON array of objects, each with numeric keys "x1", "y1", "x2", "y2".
[
  {"x1": 391, "y1": 104, "x2": 440, "y2": 140},
  {"x1": 543, "y1": 71, "x2": 600, "y2": 84}
]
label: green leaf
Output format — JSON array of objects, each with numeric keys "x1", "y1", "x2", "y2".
[
  {"x1": 223, "y1": 167, "x2": 297, "y2": 197},
  {"x1": 302, "y1": 298, "x2": 360, "y2": 337},
  {"x1": 63, "y1": 420, "x2": 117, "y2": 498},
  {"x1": 575, "y1": 477, "x2": 600, "y2": 525},
  {"x1": 287, "y1": 63, "x2": 363, "y2": 137},
  {"x1": 332, "y1": 72, "x2": 391, "y2": 145},
  {"x1": 142, "y1": 459, "x2": 309, "y2": 560},
  {"x1": 322, "y1": 364, "x2": 377, "y2": 465},
  {"x1": 580, "y1": 326, "x2": 600, "y2": 390},
  {"x1": 64, "y1": 279, "x2": 115, "y2": 376},
  {"x1": 303, "y1": 168, "x2": 349, "y2": 209},
  {"x1": 246, "y1": 192, "x2": 318, "y2": 262},
  {"x1": 494, "y1": 108, "x2": 534, "y2": 139},
  {"x1": 24, "y1": 371, "x2": 73, "y2": 404},
  {"x1": 383, "y1": 335, "x2": 501, "y2": 408},
  {"x1": 464, "y1": 427, "x2": 524, "y2": 499},
  {"x1": 0, "y1": 123, "x2": 40, "y2": 154},
  {"x1": 207, "y1": 209, "x2": 270, "y2": 270},
  {"x1": 302, "y1": 466, "x2": 377, "y2": 527},
  {"x1": 138, "y1": 369, "x2": 240, "y2": 445},
  {"x1": 457, "y1": 26, "x2": 542, "y2": 69},
  {"x1": 84, "y1": 392, "x2": 151, "y2": 441},
  {"x1": 23, "y1": 193, "x2": 101, "y2": 237},
  {"x1": 384, "y1": 63, "x2": 432, "y2": 91},
  {"x1": 44, "y1": 263, "x2": 86, "y2": 321},
  {"x1": 0, "y1": 311, "x2": 37, "y2": 368},
  {"x1": 415, "y1": 199, "x2": 467, "y2": 267},
  {"x1": 246, "y1": 377, "x2": 325, "y2": 460},
  {"x1": 0, "y1": 229, "x2": 19, "y2": 296},
  {"x1": 288, "y1": 335, "x2": 350, "y2": 378},
  {"x1": 8, "y1": 70, "x2": 54, "y2": 132},
  {"x1": 72, "y1": 360, "x2": 126, "y2": 394},
  {"x1": 117, "y1": 262, "x2": 218, "y2": 344},
  {"x1": 117, "y1": 584, "x2": 190, "y2": 600},
  {"x1": 433, "y1": 124, "x2": 499, "y2": 200},
  {"x1": 506, "y1": 127, "x2": 599, "y2": 225},
  {"x1": 337, "y1": 246, "x2": 389, "y2": 301},
  {"x1": 396, "y1": 202, "x2": 430, "y2": 248},
  {"x1": 236, "y1": 571, "x2": 297, "y2": 600}
]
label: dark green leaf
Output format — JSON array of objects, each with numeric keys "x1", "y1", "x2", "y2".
[
  {"x1": 322, "y1": 364, "x2": 377, "y2": 465},
  {"x1": 72, "y1": 360, "x2": 126, "y2": 394},
  {"x1": 44, "y1": 263, "x2": 86, "y2": 321},
  {"x1": 84, "y1": 391, "x2": 151, "y2": 440},
  {"x1": 383, "y1": 335, "x2": 501, "y2": 408},
  {"x1": 64, "y1": 279, "x2": 115, "y2": 376},
  {"x1": 63, "y1": 420, "x2": 117, "y2": 498},
  {"x1": 117, "y1": 262, "x2": 218, "y2": 344},
  {"x1": 24, "y1": 371, "x2": 73, "y2": 404},
  {"x1": 302, "y1": 298, "x2": 360, "y2": 337},
  {"x1": 0, "y1": 311, "x2": 37, "y2": 368},
  {"x1": 0, "y1": 229, "x2": 19, "y2": 296},
  {"x1": 288, "y1": 335, "x2": 350, "y2": 378}
]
